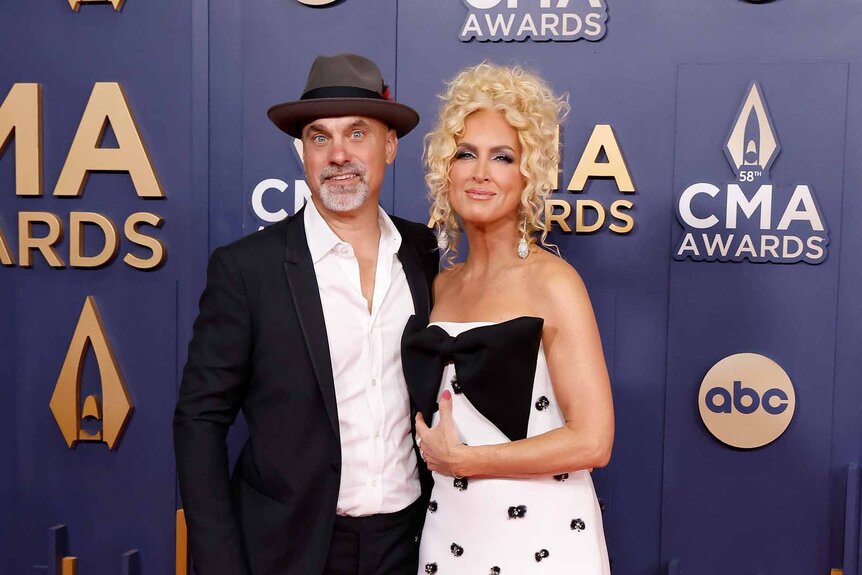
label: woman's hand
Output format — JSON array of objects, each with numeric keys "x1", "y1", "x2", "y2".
[{"x1": 415, "y1": 390, "x2": 468, "y2": 477}]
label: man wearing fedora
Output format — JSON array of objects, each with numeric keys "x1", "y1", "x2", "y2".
[{"x1": 174, "y1": 54, "x2": 438, "y2": 575}]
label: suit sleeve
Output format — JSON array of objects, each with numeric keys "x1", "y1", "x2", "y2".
[{"x1": 174, "y1": 247, "x2": 251, "y2": 575}]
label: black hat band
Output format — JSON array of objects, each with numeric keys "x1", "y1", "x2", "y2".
[{"x1": 301, "y1": 86, "x2": 384, "y2": 100}]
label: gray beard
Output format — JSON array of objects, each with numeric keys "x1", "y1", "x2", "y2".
[
  {"x1": 317, "y1": 162, "x2": 370, "y2": 212},
  {"x1": 318, "y1": 179, "x2": 370, "y2": 212}
]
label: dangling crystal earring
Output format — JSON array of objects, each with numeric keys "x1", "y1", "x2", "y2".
[
  {"x1": 437, "y1": 226, "x2": 449, "y2": 251},
  {"x1": 517, "y1": 223, "x2": 529, "y2": 259}
]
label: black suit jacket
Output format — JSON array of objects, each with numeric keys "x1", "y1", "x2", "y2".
[{"x1": 173, "y1": 208, "x2": 439, "y2": 575}]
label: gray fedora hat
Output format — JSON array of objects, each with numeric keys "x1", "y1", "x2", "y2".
[{"x1": 268, "y1": 53, "x2": 419, "y2": 138}]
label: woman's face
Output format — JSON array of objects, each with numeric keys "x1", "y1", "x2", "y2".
[{"x1": 448, "y1": 109, "x2": 525, "y2": 229}]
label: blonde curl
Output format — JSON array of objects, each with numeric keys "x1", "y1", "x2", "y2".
[{"x1": 424, "y1": 62, "x2": 569, "y2": 264}]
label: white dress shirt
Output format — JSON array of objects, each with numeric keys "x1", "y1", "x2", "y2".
[{"x1": 304, "y1": 199, "x2": 421, "y2": 516}]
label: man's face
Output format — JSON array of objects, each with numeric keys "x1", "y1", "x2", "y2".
[{"x1": 301, "y1": 116, "x2": 397, "y2": 213}]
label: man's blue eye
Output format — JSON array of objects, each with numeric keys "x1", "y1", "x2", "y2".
[{"x1": 351, "y1": 130, "x2": 363, "y2": 138}]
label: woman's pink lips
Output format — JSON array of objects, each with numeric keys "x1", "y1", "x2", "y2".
[{"x1": 465, "y1": 188, "x2": 496, "y2": 199}]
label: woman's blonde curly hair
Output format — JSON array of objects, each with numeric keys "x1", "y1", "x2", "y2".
[{"x1": 424, "y1": 62, "x2": 569, "y2": 263}]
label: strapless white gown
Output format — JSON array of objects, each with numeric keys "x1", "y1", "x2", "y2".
[{"x1": 416, "y1": 320, "x2": 610, "y2": 575}]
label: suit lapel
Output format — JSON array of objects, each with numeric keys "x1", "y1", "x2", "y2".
[
  {"x1": 395, "y1": 232, "x2": 436, "y2": 493},
  {"x1": 282, "y1": 208, "x2": 340, "y2": 441},
  {"x1": 398, "y1": 239, "x2": 431, "y2": 322}
]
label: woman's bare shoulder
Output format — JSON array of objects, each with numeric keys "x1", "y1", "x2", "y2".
[
  {"x1": 531, "y1": 250, "x2": 584, "y2": 288},
  {"x1": 529, "y1": 251, "x2": 590, "y2": 316}
]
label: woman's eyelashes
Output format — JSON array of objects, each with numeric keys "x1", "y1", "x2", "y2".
[{"x1": 453, "y1": 149, "x2": 515, "y2": 163}]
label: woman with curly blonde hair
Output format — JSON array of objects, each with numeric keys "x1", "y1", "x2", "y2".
[{"x1": 402, "y1": 63, "x2": 613, "y2": 574}]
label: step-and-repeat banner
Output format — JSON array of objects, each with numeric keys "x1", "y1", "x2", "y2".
[{"x1": 3, "y1": 1, "x2": 862, "y2": 574}]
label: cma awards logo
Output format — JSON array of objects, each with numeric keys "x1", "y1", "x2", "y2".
[
  {"x1": 698, "y1": 353, "x2": 796, "y2": 449},
  {"x1": 49, "y1": 297, "x2": 133, "y2": 450},
  {"x1": 250, "y1": 138, "x2": 310, "y2": 229},
  {"x1": 460, "y1": 0, "x2": 608, "y2": 42},
  {"x1": 674, "y1": 82, "x2": 828, "y2": 264}
]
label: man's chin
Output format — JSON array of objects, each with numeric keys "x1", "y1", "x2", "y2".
[
  {"x1": 318, "y1": 187, "x2": 369, "y2": 213},
  {"x1": 322, "y1": 183, "x2": 362, "y2": 195}
]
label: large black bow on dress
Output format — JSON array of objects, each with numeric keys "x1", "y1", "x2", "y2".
[{"x1": 401, "y1": 315, "x2": 544, "y2": 442}]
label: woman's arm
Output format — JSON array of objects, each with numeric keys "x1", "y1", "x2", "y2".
[{"x1": 415, "y1": 262, "x2": 614, "y2": 478}]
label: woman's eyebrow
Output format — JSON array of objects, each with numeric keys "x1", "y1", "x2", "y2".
[{"x1": 455, "y1": 143, "x2": 516, "y2": 154}]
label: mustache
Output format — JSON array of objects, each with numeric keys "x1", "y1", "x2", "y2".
[{"x1": 319, "y1": 162, "x2": 367, "y2": 184}]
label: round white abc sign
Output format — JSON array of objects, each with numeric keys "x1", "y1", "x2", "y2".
[{"x1": 698, "y1": 353, "x2": 796, "y2": 449}]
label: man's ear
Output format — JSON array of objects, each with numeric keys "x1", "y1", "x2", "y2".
[
  {"x1": 385, "y1": 129, "x2": 398, "y2": 165},
  {"x1": 298, "y1": 130, "x2": 309, "y2": 167}
]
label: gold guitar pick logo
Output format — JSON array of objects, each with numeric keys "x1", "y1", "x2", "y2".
[
  {"x1": 68, "y1": 0, "x2": 125, "y2": 12},
  {"x1": 50, "y1": 296, "x2": 133, "y2": 449}
]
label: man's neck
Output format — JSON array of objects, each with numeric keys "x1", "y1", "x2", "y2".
[
  {"x1": 311, "y1": 195, "x2": 382, "y2": 251},
  {"x1": 312, "y1": 195, "x2": 383, "y2": 314}
]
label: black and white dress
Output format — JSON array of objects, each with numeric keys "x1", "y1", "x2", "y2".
[{"x1": 402, "y1": 316, "x2": 610, "y2": 575}]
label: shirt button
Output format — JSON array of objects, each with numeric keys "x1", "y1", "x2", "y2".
[
  {"x1": 371, "y1": 379, "x2": 377, "y2": 386},
  {"x1": 371, "y1": 480, "x2": 378, "y2": 487}
]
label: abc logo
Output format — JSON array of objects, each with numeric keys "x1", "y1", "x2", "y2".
[{"x1": 698, "y1": 353, "x2": 796, "y2": 449}]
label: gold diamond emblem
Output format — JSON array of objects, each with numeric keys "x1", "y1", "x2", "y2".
[{"x1": 49, "y1": 296, "x2": 133, "y2": 449}]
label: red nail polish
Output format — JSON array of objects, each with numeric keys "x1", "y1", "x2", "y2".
[{"x1": 442, "y1": 390, "x2": 452, "y2": 400}]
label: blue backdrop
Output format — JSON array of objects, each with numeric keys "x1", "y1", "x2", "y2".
[{"x1": 2, "y1": 1, "x2": 862, "y2": 574}]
